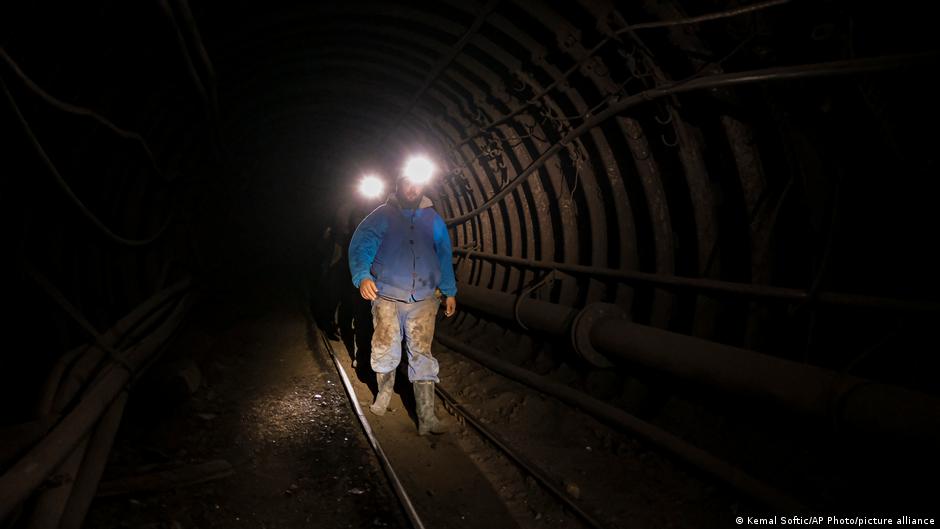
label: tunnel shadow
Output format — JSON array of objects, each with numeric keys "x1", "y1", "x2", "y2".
[
  {"x1": 393, "y1": 358, "x2": 419, "y2": 427},
  {"x1": 339, "y1": 295, "x2": 378, "y2": 395},
  {"x1": 301, "y1": 282, "x2": 340, "y2": 377},
  {"x1": 301, "y1": 270, "x2": 382, "y2": 397}
]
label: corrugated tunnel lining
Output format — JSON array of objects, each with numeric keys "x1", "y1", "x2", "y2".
[
  {"x1": 4, "y1": 0, "x2": 938, "y2": 356},
  {"x1": 202, "y1": 0, "x2": 933, "y2": 329},
  {"x1": 3, "y1": 0, "x2": 940, "y2": 523},
  {"x1": 211, "y1": 0, "x2": 746, "y2": 319},
  {"x1": 1, "y1": 0, "x2": 924, "y2": 360}
]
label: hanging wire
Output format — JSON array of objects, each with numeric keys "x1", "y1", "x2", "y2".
[
  {"x1": 447, "y1": 51, "x2": 940, "y2": 227},
  {"x1": 842, "y1": 321, "x2": 902, "y2": 374},
  {"x1": 21, "y1": 258, "x2": 134, "y2": 373},
  {"x1": 615, "y1": 0, "x2": 791, "y2": 33},
  {"x1": 513, "y1": 270, "x2": 557, "y2": 331},
  {"x1": 444, "y1": 14, "x2": 768, "y2": 203},
  {"x1": 654, "y1": 106, "x2": 674, "y2": 125},
  {"x1": 456, "y1": 19, "x2": 758, "y2": 172},
  {"x1": 660, "y1": 130, "x2": 679, "y2": 147},
  {"x1": 566, "y1": 143, "x2": 584, "y2": 201},
  {"x1": 1, "y1": 47, "x2": 170, "y2": 184},
  {"x1": 455, "y1": 0, "x2": 791, "y2": 148},
  {"x1": 3, "y1": 79, "x2": 174, "y2": 247}
]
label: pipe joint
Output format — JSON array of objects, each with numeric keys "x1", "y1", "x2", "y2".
[{"x1": 571, "y1": 303, "x2": 627, "y2": 368}]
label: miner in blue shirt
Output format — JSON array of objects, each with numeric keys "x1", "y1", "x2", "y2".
[{"x1": 348, "y1": 164, "x2": 456, "y2": 435}]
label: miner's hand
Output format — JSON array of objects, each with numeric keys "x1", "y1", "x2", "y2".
[
  {"x1": 444, "y1": 296, "x2": 457, "y2": 317},
  {"x1": 360, "y1": 279, "x2": 378, "y2": 301}
]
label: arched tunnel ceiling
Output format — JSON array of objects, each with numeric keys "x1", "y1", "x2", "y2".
[
  {"x1": 3, "y1": 0, "x2": 939, "y2": 410},
  {"x1": 3, "y1": 0, "x2": 940, "y2": 520},
  {"x1": 204, "y1": 1, "x2": 488, "y2": 161}
]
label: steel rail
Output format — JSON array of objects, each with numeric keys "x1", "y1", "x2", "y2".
[
  {"x1": 433, "y1": 330, "x2": 806, "y2": 511},
  {"x1": 435, "y1": 384, "x2": 609, "y2": 529},
  {"x1": 318, "y1": 331, "x2": 428, "y2": 529}
]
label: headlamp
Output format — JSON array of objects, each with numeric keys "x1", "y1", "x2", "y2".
[
  {"x1": 402, "y1": 156, "x2": 435, "y2": 185},
  {"x1": 358, "y1": 174, "x2": 385, "y2": 199}
]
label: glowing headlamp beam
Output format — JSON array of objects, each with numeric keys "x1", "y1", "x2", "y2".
[
  {"x1": 402, "y1": 156, "x2": 435, "y2": 185},
  {"x1": 358, "y1": 175, "x2": 385, "y2": 199}
]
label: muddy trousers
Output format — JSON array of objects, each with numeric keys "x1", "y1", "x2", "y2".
[{"x1": 370, "y1": 296, "x2": 440, "y2": 382}]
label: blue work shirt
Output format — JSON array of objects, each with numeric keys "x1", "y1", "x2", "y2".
[{"x1": 348, "y1": 195, "x2": 457, "y2": 301}]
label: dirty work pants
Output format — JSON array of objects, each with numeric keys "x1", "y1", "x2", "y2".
[{"x1": 370, "y1": 296, "x2": 440, "y2": 382}]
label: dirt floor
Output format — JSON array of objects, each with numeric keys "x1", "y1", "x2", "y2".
[
  {"x1": 326, "y1": 335, "x2": 565, "y2": 529},
  {"x1": 84, "y1": 274, "x2": 742, "y2": 529},
  {"x1": 84, "y1": 275, "x2": 559, "y2": 529},
  {"x1": 85, "y1": 280, "x2": 408, "y2": 529},
  {"x1": 331, "y1": 311, "x2": 743, "y2": 529},
  {"x1": 431, "y1": 317, "x2": 740, "y2": 529}
]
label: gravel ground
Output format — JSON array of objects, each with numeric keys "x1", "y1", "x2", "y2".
[{"x1": 84, "y1": 282, "x2": 408, "y2": 529}]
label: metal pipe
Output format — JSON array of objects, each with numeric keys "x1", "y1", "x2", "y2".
[
  {"x1": 454, "y1": 249, "x2": 940, "y2": 312},
  {"x1": 455, "y1": 283, "x2": 940, "y2": 442},
  {"x1": 51, "y1": 278, "x2": 192, "y2": 413},
  {"x1": 588, "y1": 319, "x2": 940, "y2": 439},
  {"x1": 35, "y1": 345, "x2": 86, "y2": 417},
  {"x1": 26, "y1": 438, "x2": 90, "y2": 529},
  {"x1": 59, "y1": 393, "x2": 129, "y2": 529},
  {"x1": 17, "y1": 279, "x2": 192, "y2": 525},
  {"x1": 433, "y1": 330, "x2": 805, "y2": 511},
  {"x1": 0, "y1": 298, "x2": 188, "y2": 520},
  {"x1": 0, "y1": 416, "x2": 60, "y2": 469}
]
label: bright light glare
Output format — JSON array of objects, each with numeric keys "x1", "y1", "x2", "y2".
[
  {"x1": 358, "y1": 175, "x2": 385, "y2": 199},
  {"x1": 402, "y1": 156, "x2": 435, "y2": 184}
]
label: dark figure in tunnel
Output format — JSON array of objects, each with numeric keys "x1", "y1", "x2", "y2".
[
  {"x1": 311, "y1": 224, "x2": 344, "y2": 339},
  {"x1": 333, "y1": 202, "x2": 378, "y2": 379},
  {"x1": 348, "y1": 165, "x2": 457, "y2": 435},
  {"x1": 312, "y1": 201, "x2": 379, "y2": 378}
]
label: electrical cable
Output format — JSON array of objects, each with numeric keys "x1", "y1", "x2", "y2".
[
  {"x1": 0, "y1": 47, "x2": 170, "y2": 184},
  {"x1": 445, "y1": 52, "x2": 939, "y2": 226},
  {"x1": 3, "y1": 79, "x2": 174, "y2": 247},
  {"x1": 456, "y1": 0, "x2": 792, "y2": 148},
  {"x1": 615, "y1": 0, "x2": 791, "y2": 33}
]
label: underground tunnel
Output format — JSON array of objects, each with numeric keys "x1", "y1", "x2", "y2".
[{"x1": 2, "y1": 0, "x2": 939, "y2": 527}]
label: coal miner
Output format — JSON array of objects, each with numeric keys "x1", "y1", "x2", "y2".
[{"x1": 347, "y1": 156, "x2": 457, "y2": 435}]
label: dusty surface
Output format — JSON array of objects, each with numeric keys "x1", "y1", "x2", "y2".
[
  {"x1": 432, "y1": 319, "x2": 741, "y2": 529},
  {"x1": 327, "y1": 335, "x2": 526, "y2": 529},
  {"x1": 85, "y1": 282, "x2": 407, "y2": 529},
  {"x1": 83, "y1": 277, "x2": 740, "y2": 529}
]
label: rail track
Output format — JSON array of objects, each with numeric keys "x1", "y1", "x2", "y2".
[
  {"x1": 318, "y1": 329, "x2": 429, "y2": 529},
  {"x1": 320, "y1": 328, "x2": 611, "y2": 529},
  {"x1": 318, "y1": 324, "x2": 745, "y2": 529}
]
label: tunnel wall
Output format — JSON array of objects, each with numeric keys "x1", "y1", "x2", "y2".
[{"x1": 2, "y1": 0, "x2": 938, "y2": 438}]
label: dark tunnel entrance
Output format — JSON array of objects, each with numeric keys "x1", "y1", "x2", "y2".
[{"x1": 2, "y1": 1, "x2": 939, "y2": 527}]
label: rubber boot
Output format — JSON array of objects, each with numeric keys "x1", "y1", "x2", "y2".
[
  {"x1": 414, "y1": 381, "x2": 449, "y2": 435},
  {"x1": 369, "y1": 371, "x2": 395, "y2": 416}
]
